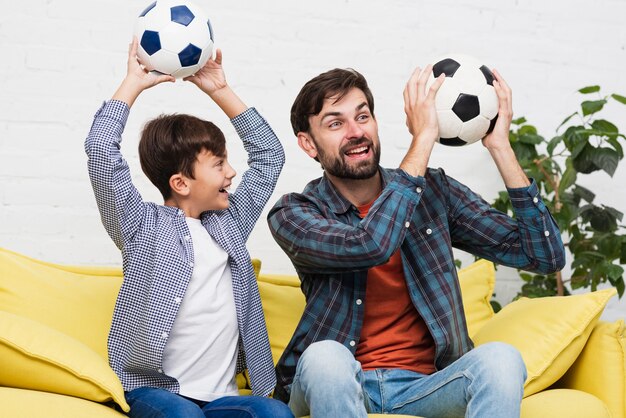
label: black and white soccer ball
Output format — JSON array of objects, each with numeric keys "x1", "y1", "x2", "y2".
[
  {"x1": 134, "y1": 0, "x2": 214, "y2": 79},
  {"x1": 426, "y1": 54, "x2": 499, "y2": 146}
]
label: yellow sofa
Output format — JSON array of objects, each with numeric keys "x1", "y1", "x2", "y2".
[{"x1": 1, "y1": 247, "x2": 624, "y2": 418}]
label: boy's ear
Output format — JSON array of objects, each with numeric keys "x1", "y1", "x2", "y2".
[
  {"x1": 169, "y1": 173, "x2": 190, "y2": 197},
  {"x1": 297, "y1": 132, "x2": 318, "y2": 160}
]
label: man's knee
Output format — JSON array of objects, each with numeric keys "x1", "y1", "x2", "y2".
[
  {"x1": 473, "y1": 342, "x2": 526, "y2": 387},
  {"x1": 298, "y1": 340, "x2": 356, "y2": 376}
]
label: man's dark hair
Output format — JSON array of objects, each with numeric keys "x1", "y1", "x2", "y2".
[
  {"x1": 290, "y1": 68, "x2": 375, "y2": 135},
  {"x1": 138, "y1": 114, "x2": 226, "y2": 200}
]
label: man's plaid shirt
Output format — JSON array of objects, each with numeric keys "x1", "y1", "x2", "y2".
[
  {"x1": 85, "y1": 100, "x2": 284, "y2": 397},
  {"x1": 267, "y1": 167, "x2": 565, "y2": 402}
]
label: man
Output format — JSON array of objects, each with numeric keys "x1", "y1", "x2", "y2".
[{"x1": 267, "y1": 65, "x2": 565, "y2": 418}]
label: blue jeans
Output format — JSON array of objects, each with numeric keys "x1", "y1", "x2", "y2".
[
  {"x1": 289, "y1": 340, "x2": 526, "y2": 418},
  {"x1": 125, "y1": 387, "x2": 294, "y2": 418}
]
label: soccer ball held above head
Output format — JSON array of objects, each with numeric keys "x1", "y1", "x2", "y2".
[
  {"x1": 134, "y1": 0, "x2": 214, "y2": 79},
  {"x1": 426, "y1": 54, "x2": 499, "y2": 146}
]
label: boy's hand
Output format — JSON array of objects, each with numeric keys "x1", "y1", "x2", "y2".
[
  {"x1": 184, "y1": 48, "x2": 227, "y2": 96},
  {"x1": 185, "y1": 48, "x2": 247, "y2": 118},
  {"x1": 112, "y1": 38, "x2": 175, "y2": 107}
]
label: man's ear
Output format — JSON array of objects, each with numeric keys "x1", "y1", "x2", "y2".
[
  {"x1": 297, "y1": 132, "x2": 318, "y2": 160},
  {"x1": 169, "y1": 173, "x2": 190, "y2": 197}
]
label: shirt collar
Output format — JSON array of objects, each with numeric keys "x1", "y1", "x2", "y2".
[{"x1": 315, "y1": 167, "x2": 392, "y2": 215}]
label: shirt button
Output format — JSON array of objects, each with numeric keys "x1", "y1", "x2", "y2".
[
  {"x1": 533, "y1": 197, "x2": 539, "y2": 204},
  {"x1": 416, "y1": 187, "x2": 423, "y2": 193},
  {"x1": 161, "y1": 332, "x2": 168, "y2": 339},
  {"x1": 157, "y1": 368, "x2": 163, "y2": 374},
  {"x1": 184, "y1": 235, "x2": 191, "y2": 241},
  {"x1": 405, "y1": 221, "x2": 410, "y2": 228},
  {"x1": 349, "y1": 340, "x2": 356, "y2": 347},
  {"x1": 544, "y1": 230, "x2": 550, "y2": 237},
  {"x1": 174, "y1": 297, "x2": 182, "y2": 304},
  {"x1": 356, "y1": 299, "x2": 362, "y2": 305},
  {"x1": 426, "y1": 228, "x2": 432, "y2": 235},
  {"x1": 189, "y1": 262, "x2": 194, "y2": 268}
]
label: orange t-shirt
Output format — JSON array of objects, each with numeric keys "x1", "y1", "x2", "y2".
[{"x1": 355, "y1": 200, "x2": 436, "y2": 374}]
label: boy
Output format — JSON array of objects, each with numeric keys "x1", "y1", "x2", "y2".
[{"x1": 85, "y1": 39, "x2": 293, "y2": 418}]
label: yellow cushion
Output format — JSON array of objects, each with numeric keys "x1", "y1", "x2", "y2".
[
  {"x1": 520, "y1": 389, "x2": 610, "y2": 418},
  {"x1": 457, "y1": 259, "x2": 495, "y2": 337},
  {"x1": 257, "y1": 273, "x2": 306, "y2": 365},
  {"x1": 0, "y1": 247, "x2": 122, "y2": 359},
  {"x1": 472, "y1": 288, "x2": 616, "y2": 397},
  {"x1": 556, "y1": 320, "x2": 626, "y2": 418},
  {"x1": 0, "y1": 387, "x2": 127, "y2": 418},
  {"x1": 0, "y1": 311, "x2": 129, "y2": 412}
]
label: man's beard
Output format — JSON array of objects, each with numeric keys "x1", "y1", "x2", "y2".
[{"x1": 316, "y1": 136, "x2": 381, "y2": 180}]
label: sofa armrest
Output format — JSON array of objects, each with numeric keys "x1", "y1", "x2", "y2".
[{"x1": 555, "y1": 320, "x2": 625, "y2": 418}]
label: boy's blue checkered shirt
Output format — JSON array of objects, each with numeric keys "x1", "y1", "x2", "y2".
[
  {"x1": 268, "y1": 167, "x2": 565, "y2": 402},
  {"x1": 85, "y1": 100, "x2": 284, "y2": 397}
]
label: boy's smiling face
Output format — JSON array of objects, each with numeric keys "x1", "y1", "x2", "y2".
[{"x1": 188, "y1": 149, "x2": 236, "y2": 212}]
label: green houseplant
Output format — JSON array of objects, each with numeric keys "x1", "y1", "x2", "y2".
[{"x1": 492, "y1": 86, "x2": 626, "y2": 300}]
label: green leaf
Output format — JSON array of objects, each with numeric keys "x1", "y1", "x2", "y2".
[
  {"x1": 615, "y1": 277, "x2": 625, "y2": 298},
  {"x1": 519, "y1": 133, "x2": 544, "y2": 145},
  {"x1": 589, "y1": 147, "x2": 620, "y2": 177},
  {"x1": 605, "y1": 136, "x2": 625, "y2": 159},
  {"x1": 559, "y1": 165, "x2": 577, "y2": 194},
  {"x1": 605, "y1": 264, "x2": 624, "y2": 280},
  {"x1": 573, "y1": 185, "x2": 595, "y2": 203},
  {"x1": 572, "y1": 145, "x2": 600, "y2": 174},
  {"x1": 591, "y1": 119, "x2": 618, "y2": 134},
  {"x1": 519, "y1": 125, "x2": 538, "y2": 136},
  {"x1": 622, "y1": 241, "x2": 626, "y2": 264},
  {"x1": 611, "y1": 93, "x2": 626, "y2": 105},
  {"x1": 547, "y1": 135, "x2": 563, "y2": 156},
  {"x1": 602, "y1": 205, "x2": 624, "y2": 222},
  {"x1": 557, "y1": 112, "x2": 578, "y2": 131},
  {"x1": 511, "y1": 141, "x2": 538, "y2": 163},
  {"x1": 579, "y1": 85, "x2": 601, "y2": 94},
  {"x1": 581, "y1": 99, "x2": 607, "y2": 116},
  {"x1": 512, "y1": 117, "x2": 527, "y2": 125},
  {"x1": 581, "y1": 206, "x2": 618, "y2": 232}
]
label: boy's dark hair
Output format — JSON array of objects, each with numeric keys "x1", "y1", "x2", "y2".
[
  {"x1": 138, "y1": 114, "x2": 226, "y2": 200},
  {"x1": 290, "y1": 68, "x2": 375, "y2": 135}
]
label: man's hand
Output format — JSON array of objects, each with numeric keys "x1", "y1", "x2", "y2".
[
  {"x1": 481, "y1": 69, "x2": 513, "y2": 151},
  {"x1": 399, "y1": 65, "x2": 445, "y2": 177},
  {"x1": 403, "y1": 64, "x2": 445, "y2": 142}
]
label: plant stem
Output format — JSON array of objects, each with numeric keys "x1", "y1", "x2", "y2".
[
  {"x1": 556, "y1": 270, "x2": 565, "y2": 296},
  {"x1": 533, "y1": 158, "x2": 562, "y2": 211}
]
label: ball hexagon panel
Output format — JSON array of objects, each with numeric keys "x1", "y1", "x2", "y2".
[
  {"x1": 437, "y1": 109, "x2": 463, "y2": 139},
  {"x1": 434, "y1": 77, "x2": 463, "y2": 111},
  {"x1": 458, "y1": 115, "x2": 490, "y2": 143},
  {"x1": 478, "y1": 85, "x2": 499, "y2": 119},
  {"x1": 149, "y1": 49, "x2": 182, "y2": 75}
]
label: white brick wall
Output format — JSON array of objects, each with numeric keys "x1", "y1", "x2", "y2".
[{"x1": 1, "y1": 0, "x2": 624, "y2": 319}]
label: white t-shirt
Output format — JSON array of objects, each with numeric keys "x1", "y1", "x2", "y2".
[{"x1": 162, "y1": 217, "x2": 239, "y2": 401}]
